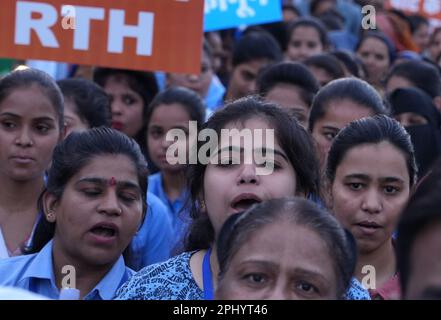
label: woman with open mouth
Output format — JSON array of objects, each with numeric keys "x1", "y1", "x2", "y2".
[
  {"x1": 0, "y1": 128, "x2": 148, "y2": 300},
  {"x1": 115, "y1": 97, "x2": 371, "y2": 300}
]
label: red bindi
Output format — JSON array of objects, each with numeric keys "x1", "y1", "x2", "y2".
[{"x1": 109, "y1": 177, "x2": 117, "y2": 186}]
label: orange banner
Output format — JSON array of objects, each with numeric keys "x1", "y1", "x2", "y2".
[{"x1": 0, "y1": 0, "x2": 204, "y2": 73}]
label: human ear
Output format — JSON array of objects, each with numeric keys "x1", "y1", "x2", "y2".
[{"x1": 43, "y1": 192, "x2": 59, "y2": 223}]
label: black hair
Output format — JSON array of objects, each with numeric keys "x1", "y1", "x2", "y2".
[
  {"x1": 356, "y1": 31, "x2": 397, "y2": 64},
  {"x1": 397, "y1": 159, "x2": 441, "y2": 297},
  {"x1": 217, "y1": 197, "x2": 357, "y2": 299},
  {"x1": 232, "y1": 30, "x2": 283, "y2": 67},
  {"x1": 408, "y1": 14, "x2": 429, "y2": 34},
  {"x1": 146, "y1": 86, "x2": 206, "y2": 130},
  {"x1": 317, "y1": 8, "x2": 344, "y2": 31},
  {"x1": 57, "y1": 78, "x2": 111, "y2": 128},
  {"x1": 330, "y1": 50, "x2": 363, "y2": 78},
  {"x1": 257, "y1": 61, "x2": 319, "y2": 107},
  {"x1": 0, "y1": 68, "x2": 64, "y2": 130},
  {"x1": 29, "y1": 127, "x2": 149, "y2": 254},
  {"x1": 282, "y1": 2, "x2": 301, "y2": 17},
  {"x1": 286, "y1": 17, "x2": 329, "y2": 49},
  {"x1": 93, "y1": 68, "x2": 159, "y2": 153},
  {"x1": 310, "y1": 0, "x2": 337, "y2": 16},
  {"x1": 326, "y1": 115, "x2": 417, "y2": 186},
  {"x1": 384, "y1": 60, "x2": 441, "y2": 99},
  {"x1": 303, "y1": 53, "x2": 345, "y2": 84},
  {"x1": 308, "y1": 78, "x2": 388, "y2": 131},
  {"x1": 185, "y1": 96, "x2": 320, "y2": 251}
]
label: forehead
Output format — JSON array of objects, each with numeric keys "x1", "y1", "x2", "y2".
[
  {"x1": 359, "y1": 37, "x2": 388, "y2": 53},
  {"x1": 336, "y1": 141, "x2": 410, "y2": 181},
  {"x1": 318, "y1": 100, "x2": 373, "y2": 128},
  {"x1": 149, "y1": 103, "x2": 191, "y2": 124},
  {"x1": 291, "y1": 26, "x2": 321, "y2": 41},
  {"x1": 220, "y1": 116, "x2": 280, "y2": 148},
  {"x1": 266, "y1": 84, "x2": 308, "y2": 108},
  {"x1": 103, "y1": 75, "x2": 138, "y2": 94},
  {"x1": 232, "y1": 221, "x2": 335, "y2": 274},
  {"x1": 0, "y1": 85, "x2": 58, "y2": 118},
  {"x1": 71, "y1": 154, "x2": 139, "y2": 184},
  {"x1": 236, "y1": 59, "x2": 270, "y2": 74}
]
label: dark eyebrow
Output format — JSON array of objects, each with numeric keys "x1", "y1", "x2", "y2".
[
  {"x1": 379, "y1": 177, "x2": 405, "y2": 184},
  {"x1": 0, "y1": 112, "x2": 20, "y2": 118},
  {"x1": 75, "y1": 177, "x2": 141, "y2": 191},
  {"x1": 0, "y1": 112, "x2": 56, "y2": 122},
  {"x1": 344, "y1": 174, "x2": 371, "y2": 182},
  {"x1": 293, "y1": 268, "x2": 330, "y2": 284},
  {"x1": 321, "y1": 126, "x2": 340, "y2": 131},
  {"x1": 216, "y1": 146, "x2": 289, "y2": 162}
]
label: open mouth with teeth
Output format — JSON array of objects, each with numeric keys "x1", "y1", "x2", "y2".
[{"x1": 90, "y1": 226, "x2": 117, "y2": 238}]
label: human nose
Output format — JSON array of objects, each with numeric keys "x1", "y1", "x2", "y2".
[
  {"x1": 98, "y1": 190, "x2": 122, "y2": 216},
  {"x1": 236, "y1": 163, "x2": 260, "y2": 185},
  {"x1": 361, "y1": 188, "x2": 382, "y2": 214},
  {"x1": 15, "y1": 126, "x2": 33, "y2": 147},
  {"x1": 111, "y1": 99, "x2": 123, "y2": 116}
]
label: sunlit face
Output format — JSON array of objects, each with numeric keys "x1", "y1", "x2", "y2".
[
  {"x1": 0, "y1": 85, "x2": 61, "y2": 181},
  {"x1": 406, "y1": 220, "x2": 441, "y2": 299},
  {"x1": 413, "y1": 23, "x2": 430, "y2": 51},
  {"x1": 331, "y1": 142, "x2": 411, "y2": 254},
  {"x1": 429, "y1": 30, "x2": 441, "y2": 61},
  {"x1": 147, "y1": 103, "x2": 192, "y2": 173},
  {"x1": 167, "y1": 50, "x2": 213, "y2": 98},
  {"x1": 46, "y1": 155, "x2": 143, "y2": 267},
  {"x1": 311, "y1": 100, "x2": 374, "y2": 169},
  {"x1": 227, "y1": 59, "x2": 270, "y2": 100},
  {"x1": 203, "y1": 117, "x2": 298, "y2": 236},
  {"x1": 216, "y1": 221, "x2": 338, "y2": 300},
  {"x1": 357, "y1": 37, "x2": 390, "y2": 86},
  {"x1": 394, "y1": 112, "x2": 428, "y2": 127},
  {"x1": 264, "y1": 84, "x2": 310, "y2": 127},
  {"x1": 286, "y1": 26, "x2": 324, "y2": 62},
  {"x1": 104, "y1": 75, "x2": 144, "y2": 138},
  {"x1": 63, "y1": 98, "x2": 89, "y2": 136},
  {"x1": 385, "y1": 75, "x2": 414, "y2": 95}
]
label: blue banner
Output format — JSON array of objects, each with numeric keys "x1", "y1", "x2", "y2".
[{"x1": 204, "y1": 0, "x2": 282, "y2": 31}]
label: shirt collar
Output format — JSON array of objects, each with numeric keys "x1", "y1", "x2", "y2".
[
  {"x1": 83, "y1": 255, "x2": 133, "y2": 300},
  {"x1": 19, "y1": 240, "x2": 132, "y2": 300},
  {"x1": 19, "y1": 240, "x2": 57, "y2": 288}
]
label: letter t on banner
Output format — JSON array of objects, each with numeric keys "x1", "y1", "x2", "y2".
[{"x1": 1, "y1": 0, "x2": 204, "y2": 74}]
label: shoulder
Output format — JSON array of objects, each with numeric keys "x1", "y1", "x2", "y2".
[
  {"x1": 115, "y1": 251, "x2": 203, "y2": 300},
  {"x1": 0, "y1": 254, "x2": 38, "y2": 286}
]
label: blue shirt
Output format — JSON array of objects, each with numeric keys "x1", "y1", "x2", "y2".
[
  {"x1": 128, "y1": 192, "x2": 174, "y2": 271},
  {"x1": 148, "y1": 173, "x2": 191, "y2": 250},
  {"x1": 0, "y1": 240, "x2": 133, "y2": 300}
]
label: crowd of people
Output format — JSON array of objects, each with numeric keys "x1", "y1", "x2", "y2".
[{"x1": 0, "y1": 0, "x2": 440, "y2": 300}]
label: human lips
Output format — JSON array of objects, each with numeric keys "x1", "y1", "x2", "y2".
[
  {"x1": 354, "y1": 220, "x2": 382, "y2": 236},
  {"x1": 88, "y1": 221, "x2": 119, "y2": 245},
  {"x1": 111, "y1": 121, "x2": 124, "y2": 131},
  {"x1": 230, "y1": 193, "x2": 263, "y2": 212},
  {"x1": 10, "y1": 154, "x2": 35, "y2": 164}
]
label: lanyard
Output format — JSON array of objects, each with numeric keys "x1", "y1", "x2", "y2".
[{"x1": 202, "y1": 247, "x2": 214, "y2": 300}]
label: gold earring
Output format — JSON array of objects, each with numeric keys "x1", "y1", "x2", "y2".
[
  {"x1": 47, "y1": 210, "x2": 55, "y2": 220},
  {"x1": 200, "y1": 199, "x2": 206, "y2": 211}
]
